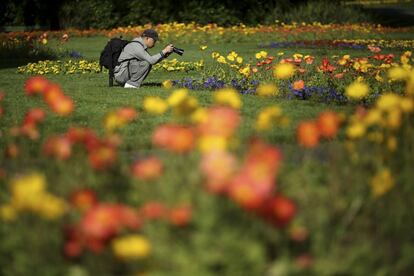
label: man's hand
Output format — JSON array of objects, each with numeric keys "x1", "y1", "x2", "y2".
[{"x1": 162, "y1": 44, "x2": 174, "y2": 56}]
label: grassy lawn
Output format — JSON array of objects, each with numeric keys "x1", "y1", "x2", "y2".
[
  {"x1": 1, "y1": 36, "x2": 354, "y2": 151},
  {"x1": 1, "y1": 32, "x2": 414, "y2": 275}
]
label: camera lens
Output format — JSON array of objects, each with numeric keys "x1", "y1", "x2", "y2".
[{"x1": 173, "y1": 47, "x2": 184, "y2": 56}]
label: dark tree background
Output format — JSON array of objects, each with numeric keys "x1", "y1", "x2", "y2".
[{"x1": 2, "y1": 0, "x2": 409, "y2": 30}]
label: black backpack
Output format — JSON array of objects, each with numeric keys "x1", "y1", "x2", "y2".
[{"x1": 99, "y1": 37, "x2": 141, "y2": 87}]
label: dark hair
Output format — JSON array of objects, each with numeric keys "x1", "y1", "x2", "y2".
[{"x1": 142, "y1": 29, "x2": 159, "y2": 41}]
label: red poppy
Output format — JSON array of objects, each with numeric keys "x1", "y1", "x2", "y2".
[
  {"x1": 200, "y1": 150, "x2": 238, "y2": 194},
  {"x1": 297, "y1": 121, "x2": 320, "y2": 148},
  {"x1": 197, "y1": 106, "x2": 240, "y2": 138},
  {"x1": 138, "y1": 201, "x2": 167, "y2": 220},
  {"x1": 64, "y1": 240, "x2": 83, "y2": 258},
  {"x1": 23, "y1": 108, "x2": 46, "y2": 125},
  {"x1": 131, "y1": 156, "x2": 163, "y2": 181},
  {"x1": 80, "y1": 204, "x2": 141, "y2": 241},
  {"x1": 43, "y1": 83, "x2": 64, "y2": 105},
  {"x1": 227, "y1": 176, "x2": 264, "y2": 210},
  {"x1": 88, "y1": 145, "x2": 117, "y2": 170},
  {"x1": 65, "y1": 127, "x2": 94, "y2": 144},
  {"x1": 63, "y1": 224, "x2": 84, "y2": 258},
  {"x1": 293, "y1": 80, "x2": 305, "y2": 90},
  {"x1": 319, "y1": 57, "x2": 336, "y2": 73},
  {"x1": 69, "y1": 188, "x2": 98, "y2": 212},
  {"x1": 43, "y1": 135, "x2": 72, "y2": 160},
  {"x1": 50, "y1": 96, "x2": 74, "y2": 116},
  {"x1": 24, "y1": 76, "x2": 50, "y2": 96},
  {"x1": 168, "y1": 205, "x2": 192, "y2": 226},
  {"x1": 259, "y1": 193, "x2": 297, "y2": 227},
  {"x1": 116, "y1": 107, "x2": 138, "y2": 122},
  {"x1": 317, "y1": 111, "x2": 341, "y2": 139},
  {"x1": 152, "y1": 124, "x2": 195, "y2": 153}
]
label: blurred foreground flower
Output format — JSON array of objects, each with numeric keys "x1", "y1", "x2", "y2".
[
  {"x1": 152, "y1": 124, "x2": 195, "y2": 153},
  {"x1": 345, "y1": 81, "x2": 369, "y2": 100},
  {"x1": 167, "y1": 89, "x2": 198, "y2": 116},
  {"x1": 24, "y1": 76, "x2": 74, "y2": 116},
  {"x1": 131, "y1": 156, "x2": 164, "y2": 181},
  {"x1": 143, "y1": 96, "x2": 168, "y2": 115},
  {"x1": 255, "y1": 105, "x2": 289, "y2": 131},
  {"x1": 168, "y1": 205, "x2": 192, "y2": 226},
  {"x1": 370, "y1": 168, "x2": 395, "y2": 198},
  {"x1": 69, "y1": 188, "x2": 98, "y2": 212},
  {"x1": 213, "y1": 88, "x2": 242, "y2": 109},
  {"x1": 273, "y1": 63, "x2": 295, "y2": 79},
  {"x1": 258, "y1": 193, "x2": 297, "y2": 227},
  {"x1": 256, "y1": 83, "x2": 278, "y2": 97},
  {"x1": 104, "y1": 107, "x2": 138, "y2": 132},
  {"x1": 317, "y1": 111, "x2": 341, "y2": 138},
  {"x1": 1, "y1": 172, "x2": 68, "y2": 220},
  {"x1": 112, "y1": 235, "x2": 151, "y2": 260},
  {"x1": 24, "y1": 75, "x2": 49, "y2": 96},
  {"x1": 200, "y1": 150, "x2": 238, "y2": 193},
  {"x1": 297, "y1": 121, "x2": 320, "y2": 148}
]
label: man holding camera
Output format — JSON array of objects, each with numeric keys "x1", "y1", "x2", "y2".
[{"x1": 114, "y1": 29, "x2": 174, "y2": 89}]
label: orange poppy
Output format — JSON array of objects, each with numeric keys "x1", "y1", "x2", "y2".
[
  {"x1": 317, "y1": 111, "x2": 341, "y2": 138},
  {"x1": 297, "y1": 121, "x2": 320, "y2": 148}
]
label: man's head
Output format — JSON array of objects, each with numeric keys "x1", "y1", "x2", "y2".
[{"x1": 141, "y1": 29, "x2": 159, "y2": 48}]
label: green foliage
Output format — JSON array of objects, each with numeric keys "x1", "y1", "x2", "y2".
[
  {"x1": 280, "y1": 0, "x2": 374, "y2": 24},
  {"x1": 59, "y1": 0, "x2": 120, "y2": 29},
  {"x1": 1, "y1": 0, "x2": 379, "y2": 29}
]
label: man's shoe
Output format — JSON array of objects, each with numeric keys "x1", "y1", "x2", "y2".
[{"x1": 124, "y1": 83, "x2": 138, "y2": 89}]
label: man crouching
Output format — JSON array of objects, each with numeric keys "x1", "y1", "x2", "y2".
[{"x1": 114, "y1": 29, "x2": 174, "y2": 89}]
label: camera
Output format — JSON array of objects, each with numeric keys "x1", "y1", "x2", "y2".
[{"x1": 172, "y1": 46, "x2": 184, "y2": 56}]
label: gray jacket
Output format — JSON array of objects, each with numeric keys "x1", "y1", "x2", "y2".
[{"x1": 114, "y1": 37, "x2": 164, "y2": 75}]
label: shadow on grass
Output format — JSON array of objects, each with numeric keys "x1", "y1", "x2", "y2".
[
  {"x1": 142, "y1": 82, "x2": 162, "y2": 87},
  {"x1": 0, "y1": 58, "x2": 51, "y2": 69},
  {"x1": 0, "y1": 42, "x2": 58, "y2": 69}
]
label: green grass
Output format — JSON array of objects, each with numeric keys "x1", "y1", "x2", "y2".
[
  {"x1": 1, "y1": 37, "x2": 355, "y2": 152},
  {"x1": 1, "y1": 35, "x2": 414, "y2": 276}
]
